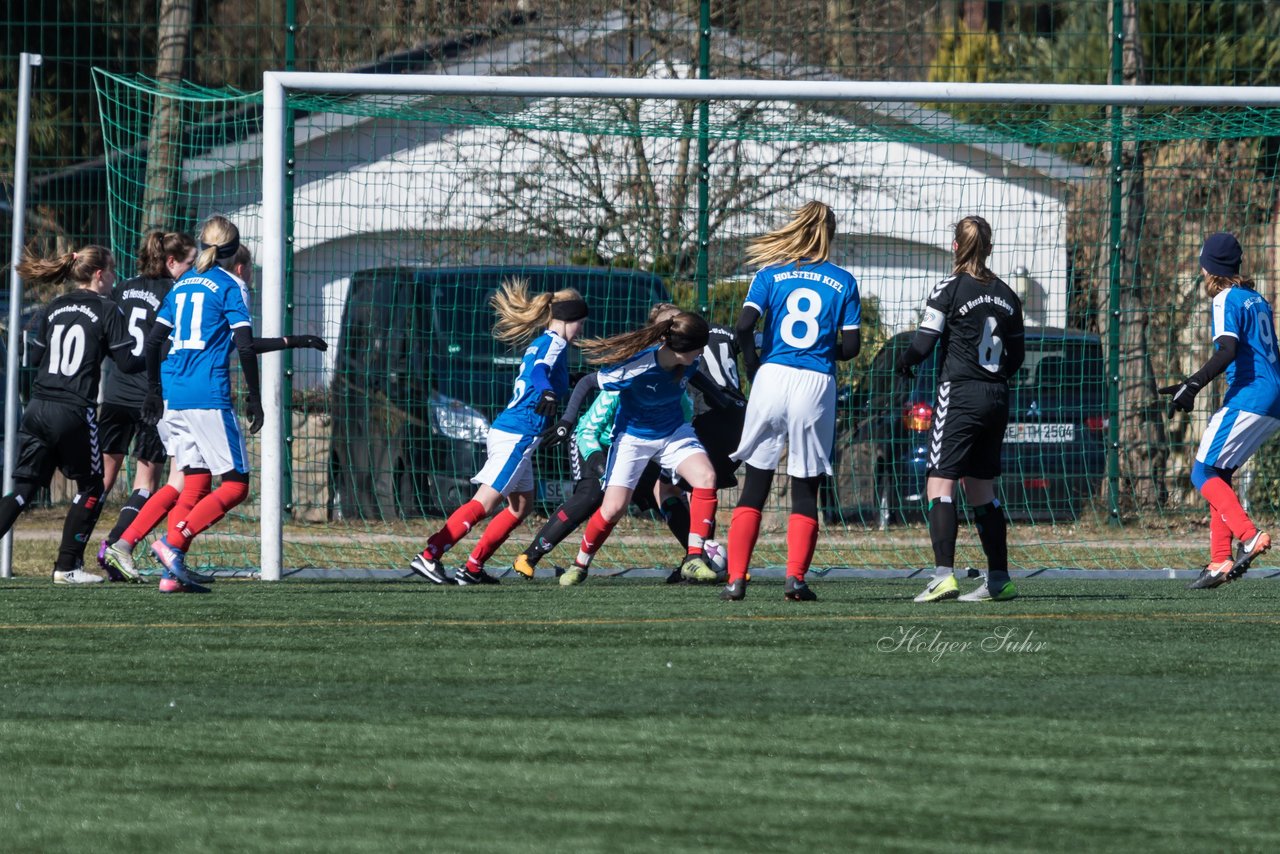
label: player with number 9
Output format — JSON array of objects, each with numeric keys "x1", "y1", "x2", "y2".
[
  {"x1": 896, "y1": 215, "x2": 1025, "y2": 603},
  {"x1": 0, "y1": 244, "x2": 145, "y2": 583},
  {"x1": 720, "y1": 201, "x2": 862, "y2": 602}
]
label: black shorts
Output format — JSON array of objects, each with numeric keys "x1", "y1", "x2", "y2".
[
  {"x1": 692, "y1": 405, "x2": 746, "y2": 489},
  {"x1": 13, "y1": 398, "x2": 103, "y2": 485},
  {"x1": 98, "y1": 401, "x2": 167, "y2": 463},
  {"x1": 926, "y1": 381, "x2": 1008, "y2": 480}
]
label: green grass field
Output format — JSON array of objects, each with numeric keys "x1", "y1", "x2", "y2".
[{"x1": 2, "y1": 577, "x2": 1278, "y2": 852}]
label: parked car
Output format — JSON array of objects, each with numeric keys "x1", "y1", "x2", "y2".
[
  {"x1": 329, "y1": 265, "x2": 670, "y2": 520},
  {"x1": 827, "y1": 327, "x2": 1108, "y2": 527}
]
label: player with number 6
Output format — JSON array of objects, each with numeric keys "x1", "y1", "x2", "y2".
[
  {"x1": 1160, "y1": 232, "x2": 1278, "y2": 589},
  {"x1": 719, "y1": 201, "x2": 862, "y2": 602},
  {"x1": 896, "y1": 215, "x2": 1025, "y2": 603}
]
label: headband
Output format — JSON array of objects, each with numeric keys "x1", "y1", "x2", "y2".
[
  {"x1": 667, "y1": 329, "x2": 709, "y2": 354},
  {"x1": 551, "y1": 298, "x2": 589, "y2": 321},
  {"x1": 199, "y1": 235, "x2": 241, "y2": 260}
]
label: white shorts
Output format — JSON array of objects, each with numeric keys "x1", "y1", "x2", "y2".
[
  {"x1": 732, "y1": 362, "x2": 836, "y2": 477},
  {"x1": 157, "y1": 407, "x2": 249, "y2": 475},
  {"x1": 1195, "y1": 406, "x2": 1280, "y2": 470},
  {"x1": 472, "y1": 428, "x2": 537, "y2": 495},
  {"x1": 604, "y1": 423, "x2": 705, "y2": 489}
]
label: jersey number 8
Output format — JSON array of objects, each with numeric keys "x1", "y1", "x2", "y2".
[{"x1": 779, "y1": 287, "x2": 823, "y2": 349}]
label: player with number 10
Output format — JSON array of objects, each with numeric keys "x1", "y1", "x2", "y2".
[
  {"x1": 720, "y1": 201, "x2": 862, "y2": 602},
  {"x1": 897, "y1": 215, "x2": 1025, "y2": 603}
]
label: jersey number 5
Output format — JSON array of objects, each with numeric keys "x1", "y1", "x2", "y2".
[
  {"x1": 780, "y1": 287, "x2": 822, "y2": 348},
  {"x1": 979, "y1": 316, "x2": 1004, "y2": 374}
]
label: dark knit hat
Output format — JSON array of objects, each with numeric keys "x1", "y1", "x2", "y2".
[{"x1": 1200, "y1": 232, "x2": 1242, "y2": 277}]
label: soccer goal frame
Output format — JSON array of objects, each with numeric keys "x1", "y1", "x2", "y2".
[{"x1": 257, "y1": 71, "x2": 1280, "y2": 581}]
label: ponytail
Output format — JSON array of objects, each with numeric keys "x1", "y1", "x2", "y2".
[
  {"x1": 195, "y1": 215, "x2": 241, "y2": 273},
  {"x1": 747, "y1": 201, "x2": 836, "y2": 269},
  {"x1": 492, "y1": 279, "x2": 584, "y2": 345},
  {"x1": 953, "y1": 215, "x2": 996, "y2": 282},
  {"x1": 16, "y1": 244, "x2": 114, "y2": 290},
  {"x1": 137, "y1": 229, "x2": 196, "y2": 279},
  {"x1": 579, "y1": 311, "x2": 709, "y2": 364}
]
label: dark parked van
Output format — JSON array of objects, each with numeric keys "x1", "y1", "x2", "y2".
[
  {"x1": 828, "y1": 328, "x2": 1108, "y2": 527},
  {"x1": 330, "y1": 265, "x2": 670, "y2": 520}
]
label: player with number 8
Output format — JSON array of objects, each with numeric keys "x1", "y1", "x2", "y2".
[
  {"x1": 719, "y1": 201, "x2": 862, "y2": 602},
  {"x1": 0, "y1": 245, "x2": 145, "y2": 583},
  {"x1": 896, "y1": 215, "x2": 1025, "y2": 603}
]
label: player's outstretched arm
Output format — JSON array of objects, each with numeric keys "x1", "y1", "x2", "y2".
[
  {"x1": 542, "y1": 372, "x2": 599, "y2": 448},
  {"x1": 895, "y1": 328, "x2": 939, "y2": 378},
  {"x1": 689, "y1": 370, "x2": 743, "y2": 411},
  {"x1": 1159, "y1": 335, "x2": 1237, "y2": 413},
  {"x1": 734, "y1": 306, "x2": 761, "y2": 380},
  {"x1": 233, "y1": 326, "x2": 264, "y2": 434},
  {"x1": 250, "y1": 335, "x2": 328, "y2": 354}
]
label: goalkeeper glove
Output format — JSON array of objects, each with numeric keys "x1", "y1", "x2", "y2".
[{"x1": 1158, "y1": 378, "x2": 1203, "y2": 414}]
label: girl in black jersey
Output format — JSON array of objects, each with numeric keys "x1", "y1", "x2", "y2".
[
  {"x1": 896, "y1": 216, "x2": 1025, "y2": 603},
  {"x1": 95, "y1": 230, "x2": 196, "y2": 577},
  {"x1": 2, "y1": 245, "x2": 144, "y2": 583}
]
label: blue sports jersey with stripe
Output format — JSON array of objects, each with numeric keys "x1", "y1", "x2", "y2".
[
  {"x1": 744, "y1": 259, "x2": 861, "y2": 375},
  {"x1": 155, "y1": 266, "x2": 253, "y2": 410},
  {"x1": 491, "y1": 329, "x2": 570, "y2": 436},
  {"x1": 1212, "y1": 286, "x2": 1280, "y2": 418},
  {"x1": 598, "y1": 346, "x2": 700, "y2": 440}
]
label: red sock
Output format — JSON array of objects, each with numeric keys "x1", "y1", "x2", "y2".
[
  {"x1": 727, "y1": 507, "x2": 762, "y2": 583},
  {"x1": 467, "y1": 508, "x2": 524, "y2": 570},
  {"x1": 1199, "y1": 477, "x2": 1256, "y2": 542},
  {"x1": 166, "y1": 473, "x2": 212, "y2": 546},
  {"x1": 173, "y1": 480, "x2": 250, "y2": 547},
  {"x1": 786, "y1": 514, "x2": 820, "y2": 580},
  {"x1": 425, "y1": 499, "x2": 487, "y2": 558},
  {"x1": 686, "y1": 487, "x2": 718, "y2": 555},
  {"x1": 121, "y1": 484, "x2": 180, "y2": 546},
  {"x1": 576, "y1": 510, "x2": 617, "y2": 566},
  {"x1": 1209, "y1": 506, "x2": 1233, "y2": 563}
]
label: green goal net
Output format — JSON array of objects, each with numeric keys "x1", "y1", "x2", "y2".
[{"x1": 92, "y1": 67, "x2": 1280, "y2": 575}]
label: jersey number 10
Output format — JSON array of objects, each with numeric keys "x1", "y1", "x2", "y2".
[{"x1": 47, "y1": 323, "x2": 86, "y2": 377}]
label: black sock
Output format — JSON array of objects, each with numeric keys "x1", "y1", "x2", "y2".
[
  {"x1": 0, "y1": 494, "x2": 25, "y2": 538},
  {"x1": 973, "y1": 500, "x2": 1009, "y2": 585},
  {"x1": 525, "y1": 480, "x2": 603, "y2": 565},
  {"x1": 928, "y1": 496, "x2": 958, "y2": 570},
  {"x1": 661, "y1": 496, "x2": 690, "y2": 546},
  {"x1": 57, "y1": 486, "x2": 105, "y2": 571},
  {"x1": 107, "y1": 488, "x2": 151, "y2": 543}
]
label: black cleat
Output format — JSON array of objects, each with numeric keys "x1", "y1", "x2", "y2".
[
  {"x1": 784, "y1": 576, "x2": 817, "y2": 602},
  {"x1": 665, "y1": 567, "x2": 686, "y2": 584},
  {"x1": 719, "y1": 579, "x2": 746, "y2": 601},
  {"x1": 453, "y1": 566, "x2": 501, "y2": 586},
  {"x1": 1188, "y1": 560, "x2": 1232, "y2": 590},
  {"x1": 1227, "y1": 531, "x2": 1271, "y2": 583},
  {"x1": 409, "y1": 553, "x2": 449, "y2": 584}
]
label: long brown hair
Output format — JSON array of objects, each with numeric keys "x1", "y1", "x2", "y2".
[
  {"x1": 137, "y1": 230, "x2": 196, "y2": 279},
  {"x1": 746, "y1": 201, "x2": 836, "y2": 268},
  {"x1": 579, "y1": 311, "x2": 709, "y2": 365},
  {"x1": 16, "y1": 245, "x2": 114, "y2": 289},
  {"x1": 953, "y1": 215, "x2": 996, "y2": 282},
  {"x1": 1205, "y1": 272, "x2": 1255, "y2": 299},
  {"x1": 491, "y1": 277, "x2": 583, "y2": 345}
]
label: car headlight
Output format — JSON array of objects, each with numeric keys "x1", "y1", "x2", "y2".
[{"x1": 429, "y1": 392, "x2": 490, "y2": 443}]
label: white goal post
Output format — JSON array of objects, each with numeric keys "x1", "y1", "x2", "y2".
[{"x1": 257, "y1": 71, "x2": 1280, "y2": 581}]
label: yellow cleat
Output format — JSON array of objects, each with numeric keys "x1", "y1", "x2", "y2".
[
  {"x1": 512, "y1": 553, "x2": 536, "y2": 579},
  {"x1": 914, "y1": 573, "x2": 959, "y2": 603}
]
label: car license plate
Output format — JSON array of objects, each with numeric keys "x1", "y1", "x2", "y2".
[
  {"x1": 542, "y1": 479, "x2": 575, "y2": 504},
  {"x1": 1004, "y1": 422, "x2": 1075, "y2": 443}
]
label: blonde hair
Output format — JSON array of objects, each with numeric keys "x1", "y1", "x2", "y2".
[
  {"x1": 195, "y1": 215, "x2": 240, "y2": 273},
  {"x1": 16, "y1": 244, "x2": 114, "y2": 289},
  {"x1": 648, "y1": 302, "x2": 681, "y2": 324},
  {"x1": 580, "y1": 311, "x2": 708, "y2": 365},
  {"x1": 137, "y1": 230, "x2": 196, "y2": 279},
  {"x1": 491, "y1": 278, "x2": 583, "y2": 345},
  {"x1": 1205, "y1": 272, "x2": 1254, "y2": 299},
  {"x1": 953, "y1": 215, "x2": 996, "y2": 281},
  {"x1": 746, "y1": 201, "x2": 836, "y2": 268}
]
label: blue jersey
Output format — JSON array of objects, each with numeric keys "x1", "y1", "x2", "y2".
[
  {"x1": 491, "y1": 330, "x2": 570, "y2": 436},
  {"x1": 155, "y1": 266, "x2": 253, "y2": 410},
  {"x1": 1212, "y1": 286, "x2": 1280, "y2": 417},
  {"x1": 744, "y1": 260, "x2": 861, "y2": 375},
  {"x1": 598, "y1": 346, "x2": 699, "y2": 440}
]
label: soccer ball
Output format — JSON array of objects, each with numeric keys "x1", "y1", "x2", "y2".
[{"x1": 703, "y1": 540, "x2": 728, "y2": 576}]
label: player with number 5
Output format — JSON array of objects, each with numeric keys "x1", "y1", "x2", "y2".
[
  {"x1": 720, "y1": 201, "x2": 862, "y2": 602},
  {"x1": 0, "y1": 245, "x2": 144, "y2": 583},
  {"x1": 896, "y1": 215, "x2": 1025, "y2": 603},
  {"x1": 1161, "y1": 233, "x2": 1278, "y2": 589}
]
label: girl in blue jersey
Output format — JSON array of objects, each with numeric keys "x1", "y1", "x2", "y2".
[
  {"x1": 410, "y1": 280, "x2": 588, "y2": 585},
  {"x1": 544, "y1": 311, "x2": 726, "y2": 586},
  {"x1": 1160, "y1": 233, "x2": 1278, "y2": 588},
  {"x1": 720, "y1": 201, "x2": 862, "y2": 602}
]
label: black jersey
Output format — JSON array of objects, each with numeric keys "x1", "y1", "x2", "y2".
[
  {"x1": 691, "y1": 323, "x2": 746, "y2": 416},
  {"x1": 28, "y1": 289, "x2": 137, "y2": 408},
  {"x1": 101, "y1": 276, "x2": 172, "y2": 407},
  {"x1": 922, "y1": 273, "x2": 1025, "y2": 384}
]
